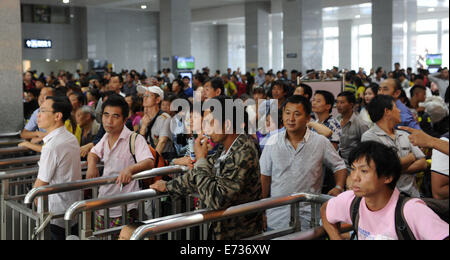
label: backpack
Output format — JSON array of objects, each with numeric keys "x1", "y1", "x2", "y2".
[
  {"x1": 350, "y1": 194, "x2": 449, "y2": 240},
  {"x1": 129, "y1": 132, "x2": 169, "y2": 189}
]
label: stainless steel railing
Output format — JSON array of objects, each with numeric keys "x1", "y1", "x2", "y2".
[
  {"x1": 130, "y1": 193, "x2": 333, "y2": 240},
  {"x1": 0, "y1": 161, "x2": 94, "y2": 240},
  {"x1": 62, "y1": 166, "x2": 189, "y2": 240},
  {"x1": 20, "y1": 165, "x2": 187, "y2": 240},
  {"x1": 0, "y1": 146, "x2": 35, "y2": 157},
  {"x1": 0, "y1": 155, "x2": 40, "y2": 169},
  {"x1": 24, "y1": 165, "x2": 187, "y2": 205},
  {"x1": 64, "y1": 190, "x2": 208, "y2": 240}
]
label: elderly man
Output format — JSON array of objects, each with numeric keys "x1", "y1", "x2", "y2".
[{"x1": 75, "y1": 105, "x2": 100, "y2": 148}]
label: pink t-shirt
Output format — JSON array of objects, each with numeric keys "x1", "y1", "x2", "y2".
[
  {"x1": 326, "y1": 189, "x2": 449, "y2": 240},
  {"x1": 91, "y1": 126, "x2": 153, "y2": 217}
]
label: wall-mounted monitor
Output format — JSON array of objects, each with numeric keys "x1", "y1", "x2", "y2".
[
  {"x1": 175, "y1": 56, "x2": 195, "y2": 70},
  {"x1": 24, "y1": 39, "x2": 52, "y2": 49},
  {"x1": 426, "y1": 54, "x2": 442, "y2": 66}
]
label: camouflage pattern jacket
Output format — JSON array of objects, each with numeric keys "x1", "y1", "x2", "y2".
[{"x1": 166, "y1": 134, "x2": 263, "y2": 240}]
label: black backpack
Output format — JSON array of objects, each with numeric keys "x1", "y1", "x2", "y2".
[{"x1": 350, "y1": 195, "x2": 449, "y2": 240}]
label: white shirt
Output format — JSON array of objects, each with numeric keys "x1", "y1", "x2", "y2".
[
  {"x1": 37, "y1": 126, "x2": 82, "y2": 228},
  {"x1": 431, "y1": 137, "x2": 449, "y2": 177},
  {"x1": 260, "y1": 129, "x2": 347, "y2": 230}
]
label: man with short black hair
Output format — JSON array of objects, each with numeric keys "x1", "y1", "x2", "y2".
[
  {"x1": 409, "y1": 85, "x2": 435, "y2": 136},
  {"x1": 261, "y1": 73, "x2": 274, "y2": 95},
  {"x1": 87, "y1": 94, "x2": 154, "y2": 232},
  {"x1": 294, "y1": 83, "x2": 313, "y2": 101},
  {"x1": 193, "y1": 74, "x2": 204, "y2": 90},
  {"x1": 255, "y1": 67, "x2": 265, "y2": 86},
  {"x1": 20, "y1": 87, "x2": 54, "y2": 141},
  {"x1": 371, "y1": 67, "x2": 385, "y2": 85},
  {"x1": 311, "y1": 90, "x2": 341, "y2": 150},
  {"x1": 34, "y1": 96, "x2": 82, "y2": 240},
  {"x1": 222, "y1": 74, "x2": 237, "y2": 97},
  {"x1": 362, "y1": 95, "x2": 427, "y2": 197},
  {"x1": 151, "y1": 95, "x2": 263, "y2": 240},
  {"x1": 321, "y1": 141, "x2": 448, "y2": 240},
  {"x1": 378, "y1": 78, "x2": 421, "y2": 130},
  {"x1": 204, "y1": 77, "x2": 225, "y2": 99},
  {"x1": 122, "y1": 73, "x2": 137, "y2": 96},
  {"x1": 336, "y1": 91, "x2": 369, "y2": 168},
  {"x1": 260, "y1": 95, "x2": 347, "y2": 231}
]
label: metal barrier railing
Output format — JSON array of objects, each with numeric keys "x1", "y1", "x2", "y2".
[
  {"x1": 0, "y1": 155, "x2": 40, "y2": 170},
  {"x1": 130, "y1": 193, "x2": 333, "y2": 240},
  {"x1": 0, "y1": 147, "x2": 35, "y2": 157},
  {"x1": 0, "y1": 162, "x2": 96, "y2": 240},
  {"x1": 0, "y1": 137, "x2": 23, "y2": 148},
  {"x1": 64, "y1": 189, "x2": 203, "y2": 240},
  {"x1": 0, "y1": 161, "x2": 95, "y2": 240},
  {"x1": 1, "y1": 167, "x2": 40, "y2": 240},
  {"x1": 15, "y1": 165, "x2": 188, "y2": 240}
]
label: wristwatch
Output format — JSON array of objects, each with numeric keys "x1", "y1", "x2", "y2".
[{"x1": 335, "y1": 185, "x2": 344, "y2": 191}]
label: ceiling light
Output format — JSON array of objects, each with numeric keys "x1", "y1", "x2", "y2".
[
  {"x1": 63, "y1": 0, "x2": 70, "y2": 4},
  {"x1": 141, "y1": 5, "x2": 147, "y2": 9},
  {"x1": 46, "y1": 59, "x2": 50, "y2": 62}
]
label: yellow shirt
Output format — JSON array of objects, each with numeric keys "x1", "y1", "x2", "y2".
[
  {"x1": 356, "y1": 86, "x2": 366, "y2": 100},
  {"x1": 65, "y1": 120, "x2": 82, "y2": 145}
]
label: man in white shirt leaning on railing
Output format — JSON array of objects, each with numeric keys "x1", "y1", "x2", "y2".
[{"x1": 34, "y1": 96, "x2": 82, "y2": 240}]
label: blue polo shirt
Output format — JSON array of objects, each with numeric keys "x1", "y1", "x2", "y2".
[{"x1": 396, "y1": 99, "x2": 421, "y2": 130}]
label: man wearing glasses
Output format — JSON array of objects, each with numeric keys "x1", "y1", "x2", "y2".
[{"x1": 34, "y1": 96, "x2": 82, "y2": 240}]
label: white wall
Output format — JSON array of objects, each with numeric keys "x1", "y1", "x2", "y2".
[
  {"x1": 191, "y1": 23, "x2": 219, "y2": 73},
  {"x1": 228, "y1": 24, "x2": 246, "y2": 73},
  {"x1": 87, "y1": 7, "x2": 159, "y2": 75}
]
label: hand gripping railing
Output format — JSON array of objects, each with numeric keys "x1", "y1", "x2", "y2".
[
  {"x1": 130, "y1": 192, "x2": 333, "y2": 240},
  {"x1": 24, "y1": 165, "x2": 187, "y2": 205},
  {"x1": 24, "y1": 165, "x2": 187, "y2": 240}
]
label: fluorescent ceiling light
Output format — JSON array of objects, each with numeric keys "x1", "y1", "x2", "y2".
[{"x1": 141, "y1": 5, "x2": 147, "y2": 9}]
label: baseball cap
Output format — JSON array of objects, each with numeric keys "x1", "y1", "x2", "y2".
[{"x1": 137, "y1": 85, "x2": 164, "y2": 100}]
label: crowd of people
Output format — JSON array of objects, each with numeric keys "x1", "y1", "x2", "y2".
[{"x1": 18, "y1": 63, "x2": 449, "y2": 240}]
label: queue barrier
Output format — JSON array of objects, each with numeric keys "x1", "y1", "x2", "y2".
[
  {"x1": 130, "y1": 193, "x2": 333, "y2": 240},
  {"x1": 14, "y1": 165, "x2": 188, "y2": 240},
  {"x1": 0, "y1": 161, "x2": 97, "y2": 240}
]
